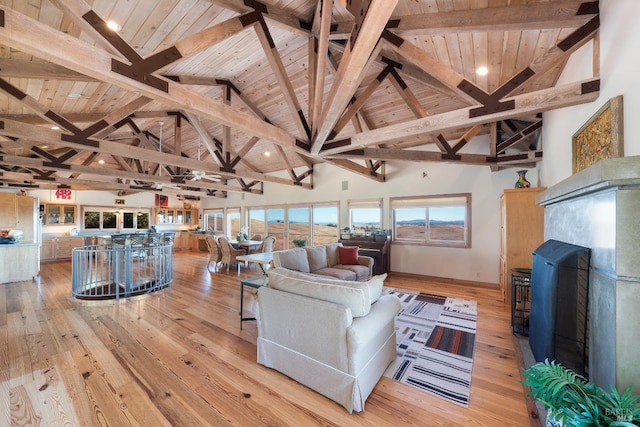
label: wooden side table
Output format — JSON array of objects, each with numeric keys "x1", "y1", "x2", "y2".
[{"x1": 239, "y1": 275, "x2": 268, "y2": 330}]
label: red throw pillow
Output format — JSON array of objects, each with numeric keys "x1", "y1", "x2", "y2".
[{"x1": 338, "y1": 246, "x2": 359, "y2": 265}]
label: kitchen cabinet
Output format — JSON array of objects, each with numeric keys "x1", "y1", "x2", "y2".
[
  {"x1": 0, "y1": 193, "x2": 39, "y2": 284},
  {"x1": 154, "y1": 209, "x2": 197, "y2": 225},
  {"x1": 41, "y1": 237, "x2": 85, "y2": 261},
  {"x1": 46, "y1": 204, "x2": 77, "y2": 225},
  {"x1": 499, "y1": 187, "x2": 545, "y2": 303}
]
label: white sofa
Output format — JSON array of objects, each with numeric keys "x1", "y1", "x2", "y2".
[
  {"x1": 255, "y1": 267, "x2": 401, "y2": 413},
  {"x1": 271, "y1": 242, "x2": 373, "y2": 281}
]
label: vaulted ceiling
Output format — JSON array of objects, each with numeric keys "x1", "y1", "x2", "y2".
[{"x1": 0, "y1": 0, "x2": 600, "y2": 199}]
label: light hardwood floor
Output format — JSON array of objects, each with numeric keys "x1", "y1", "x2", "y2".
[{"x1": 2, "y1": 250, "x2": 540, "y2": 426}]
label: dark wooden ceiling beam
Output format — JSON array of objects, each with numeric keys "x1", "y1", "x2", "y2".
[{"x1": 496, "y1": 119, "x2": 542, "y2": 153}]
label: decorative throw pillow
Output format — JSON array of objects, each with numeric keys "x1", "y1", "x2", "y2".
[
  {"x1": 305, "y1": 245, "x2": 327, "y2": 272},
  {"x1": 273, "y1": 248, "x2": 310, "y2": 273},
  {"x1": 364, "y1": 273, "x2": 387, "y2": 302},
  {"x1": 338, "y1": 245, "x2": 359, "y2": 265}
]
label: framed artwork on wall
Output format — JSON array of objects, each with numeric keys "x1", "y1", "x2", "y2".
[
  {"x1": 572, "y1": 95, "x2": 624, "y2": 174},
  {"x1": 155, "y1": 194, "x2": 168, "y2": 207}
]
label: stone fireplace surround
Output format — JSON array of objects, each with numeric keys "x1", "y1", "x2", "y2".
[{"x1": 537, "y1": 156, "x2": 640, "y2": 393}]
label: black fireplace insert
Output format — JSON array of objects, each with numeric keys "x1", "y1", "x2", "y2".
[{"x1": 529, "y1": 239, "x2": 590, "y2": 377}]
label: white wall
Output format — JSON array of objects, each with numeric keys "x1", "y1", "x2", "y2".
[
  {"x1": 202, "y1": 143, "x2": 534, "y2": 284},
  {"x1": 540, "y1": 0, "x2": 640, "y2": 187}
]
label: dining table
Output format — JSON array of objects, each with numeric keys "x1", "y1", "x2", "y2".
[
  {"x1": 230, "y1": 239, "x2": 262, "y2": 251},
  {"x1": 236, "y1": 251, "x2": 274, "y2": 274}
]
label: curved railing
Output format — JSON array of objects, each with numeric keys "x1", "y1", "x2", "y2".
[{"x1": 72, "y1": 241, "x2": 173, "y2": 300}]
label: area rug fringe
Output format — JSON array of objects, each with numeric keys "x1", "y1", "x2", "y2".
[{"x1": 382, "y1": 287, "x2": 478, "y2": 407}]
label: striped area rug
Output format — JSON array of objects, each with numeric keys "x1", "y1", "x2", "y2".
[{"x1": 382, "y1": 288, "x2": 477, "y2": 407}]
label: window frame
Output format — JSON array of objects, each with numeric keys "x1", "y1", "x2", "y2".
[
  {"x1": 247, "y1": 201, "x2": 339, "y2": 249},
  {"x1": 203, "y1": 208, "x2": 224, "y2": 233},
  {"x1": 81, "y1": 206, "x2": 151, "y2": 232},
  {"x1": 391, "y1": 193, "x2": 472, "y2": 248},
  {"x1": 348, "y1": 199, "x2": 382, "y2": 236},
  {"x1": 226, "y1": 207, "x2": 241, "y2": 239}
]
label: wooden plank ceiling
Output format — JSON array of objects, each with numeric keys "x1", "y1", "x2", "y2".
[{"x1": 0, "y1": 0, "x2": 600, "y2": 198}]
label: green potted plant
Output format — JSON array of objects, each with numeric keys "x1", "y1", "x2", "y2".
[
  {"x1": 292, "y1": 238, "x2": 307, "y2": 247},
  {"x1": 522, "y1": 359, "x2": 640, "y2": 426}
]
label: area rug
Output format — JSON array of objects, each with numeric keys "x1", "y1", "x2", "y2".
[{"x1": 382, "y1": 288, "x2": 478, "y2": 407}]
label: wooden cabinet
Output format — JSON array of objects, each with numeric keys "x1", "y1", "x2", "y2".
[
  {"x1": 339, "y1": 235, "x2": 391, "y2": 275},
  {"x1": 41, "y1": 237, "x2": 85, "y2": 261},
  {"x1": 500, "y1": 188, "x2": 545, "y2": 303},
  {"x1": 41, "y1": 239, "x2": 55, "y2": 261},
  {"x1": 0, "y1": 194, "x2": 40, "y2": 284},
  {"x1": 45, "y1": 204, "x2": 77, "y2": 225},
  {"x1": 173, "y1": 232, "x2": 189, "y2": 250},
  {"x1": 154, "y1": 209, "x2": 197, "y2": 225}
]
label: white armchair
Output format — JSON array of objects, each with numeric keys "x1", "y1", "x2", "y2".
[{"x1": 254, "y1": 267, "x2": 401, "y2": 413}]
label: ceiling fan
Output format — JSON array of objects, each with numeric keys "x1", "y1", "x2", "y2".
[
  {"x1": 187, "y1": 135, "x2": 222, "y2": 181},
  {"x1": 189, "y1": 170, "x2": 222, "y2": 181}
]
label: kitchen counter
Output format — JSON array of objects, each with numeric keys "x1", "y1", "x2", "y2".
[{"x1": 0, "y1": 242, "x2": 40, "y2": 284}]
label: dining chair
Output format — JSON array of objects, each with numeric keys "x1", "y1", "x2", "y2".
[
  {"x1": 129, "y1": 233, "x2": 146, "y2": 259},
  {"x1": 248, "y1": 235, "x2": 276, "y2": 255},
  {"x1": 205, "y1": 235, "x2": 222, "y2": 272},
  {"x1": 162, "y1": 232, "x2": 176, "y2": 245},
  {"x1": 217, "y1": 235, "x2": 246, "y2": 273},
  {"x1": 110, "y1": 234, "x2": 127, "y2": 246},
  {"x1": 250, "y1": 234, "x2": 263, "y2": 241}
]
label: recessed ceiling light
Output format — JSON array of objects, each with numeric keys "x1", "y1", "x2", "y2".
[
  {"x1": 50, "y1": 126, "x2": 59, "y2": 130},
  {"x1": 68, "y1": 93, "x2": 82, "y2": 98},
  {"x1": 263, "y1": 151, "x2": 271, "y2": 157},
  {"x1": 106, "y1": 21, "x2": 122, "y2": 32},
  {"x1": 476, "y1": 66, "x2": 489, "y2": 76},
  {"x1": 42, "y1": 145, "x2": 48, "y2": 149},
  {"x1": 98, "y1": 159, "x2": 105, "y2": 164}
]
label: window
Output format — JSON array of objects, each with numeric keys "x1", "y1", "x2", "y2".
[
  {"x1": 348, "y1": 199, "x2": 382, "y2": 235},
  {"x1": 266, "y1": 208, "x2": 285, "y2": 245},
  {"x1": 84, "y1": 211, "x2": 101, "y2": 229},
  {"x1": 137, "y1": 212, "x2": 149, "y2": 229},
  {"x1": 391, "y1": 194, "x2": 471, "y2": 247},
  {"x1": 123, "y1": 212, "x2": 135, "y2": 229},
  {"x1": 248, "y1": 208, "x2": 265, "y2": 238},
  {"x1": 247, "y1": 202, "x2": 339, "y2": 249},
  {"x1": 122, "y1": 211, "x2": 150, "y2": 231},
  {"x1": 204, "y1": 209, "x2": 224, "y2": 233},
  {"x1": 82, "y1": 207, "x2": 150, "y2": 231},
  {"x1": 227, "y1": 208, "x2": 241, "y2": 238},
  {"x1": 288, "y1": 207, "x2": 310, "y2": 247},
  {"x1": 102, "y1": 212, "x2": 117, "y2": 229},
  {"x1": 313, "y1": 205, "x2": 339, "y2": 245}
]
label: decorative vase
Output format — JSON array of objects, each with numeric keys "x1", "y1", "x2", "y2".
[{"x1": 514, "y1": 170, "x2": 531, "y2": 188}]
